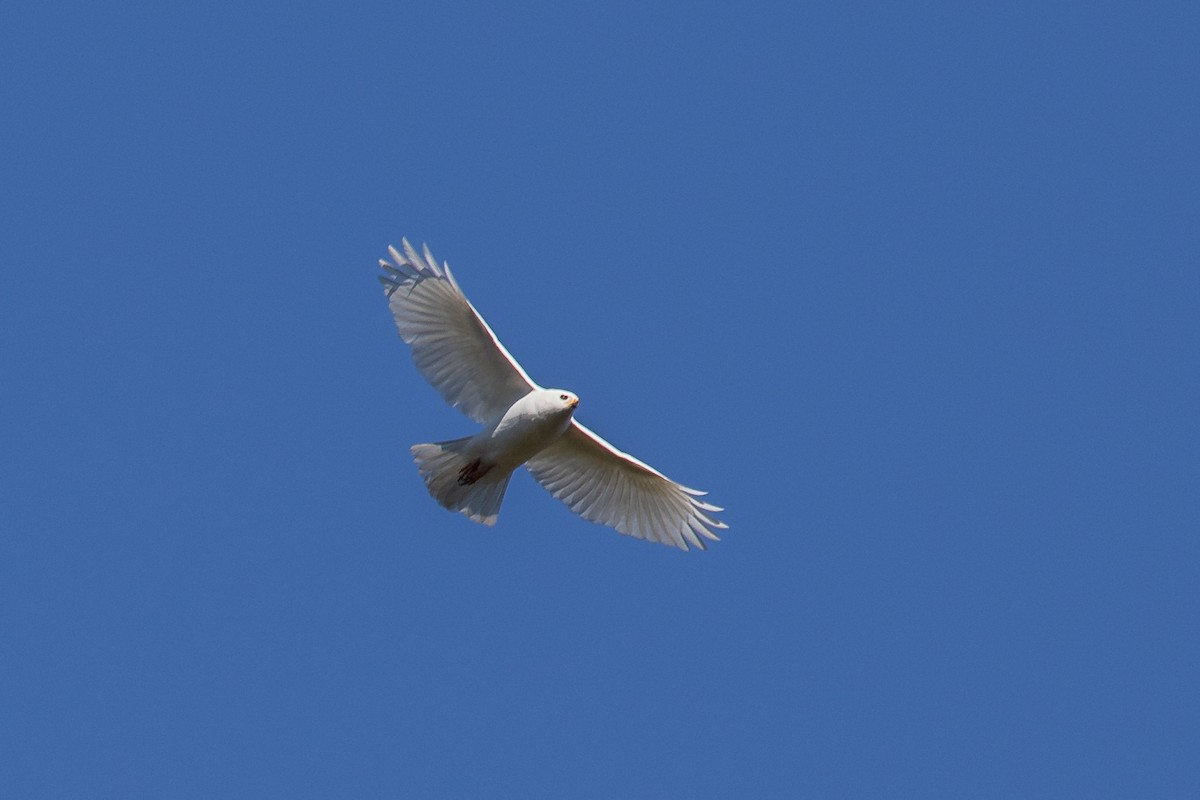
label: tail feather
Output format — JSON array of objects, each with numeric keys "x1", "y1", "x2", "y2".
[{"x1": 411, "y1": 437, "x2": 512, "y2": 526}]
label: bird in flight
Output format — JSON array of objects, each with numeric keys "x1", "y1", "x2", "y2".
[{"x1": 378, "y1": 239, "x2": 727, "y2": 550}]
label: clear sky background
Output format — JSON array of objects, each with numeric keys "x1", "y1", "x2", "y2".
[{"x1": 2, "y1": 2, "x2": 1198, "y2": 797}]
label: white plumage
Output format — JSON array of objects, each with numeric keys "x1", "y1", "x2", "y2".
[{"x1": 379, "y1": 239, "x2": 727, "y2": 550}]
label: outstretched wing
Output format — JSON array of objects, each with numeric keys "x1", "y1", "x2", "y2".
[
  {"x1": 525, "y1": 421, "x2": 727, "y2": 551},
  {"x1": 379, "y1": 239, "x2": 539, "y2": 423}
]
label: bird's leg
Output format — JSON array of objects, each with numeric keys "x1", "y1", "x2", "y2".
[{"x1": 457, "y1": 458, "x2": 492, "y2": 486}]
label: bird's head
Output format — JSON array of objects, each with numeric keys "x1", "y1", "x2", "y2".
[{"x1": 542, "y1": 388, "x2": 580, "y2": 414}]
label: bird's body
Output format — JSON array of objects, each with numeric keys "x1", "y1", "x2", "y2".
[
  {"x1": 477, "y1": 389, "x2": 579, "y2": 472},
  {"x1": 379, "y1": 239, "x2": 726, "y2": 550},
  {"x1": 409, "y1": 388, "x2": 580, "y2": 525}
]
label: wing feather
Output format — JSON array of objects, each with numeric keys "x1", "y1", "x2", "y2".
[
  {"x1": 525, "y1": 421, "x2": 727, "y2": 551},
  {"x1": 379, "y1": 239, "x2": 538, "y2": 422}
]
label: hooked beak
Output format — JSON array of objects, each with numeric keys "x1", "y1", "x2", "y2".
[{"x1": 569, "y1": 397, "x2": 580, "y2": 409}]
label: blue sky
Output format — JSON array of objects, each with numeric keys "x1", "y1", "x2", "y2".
[{"x1": 2, "y1": 1, "x2": 1198, "y2": 797}]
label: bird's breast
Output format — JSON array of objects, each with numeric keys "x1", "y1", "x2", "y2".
[{"x1": 483, "y1": 406, "x2": 572, "y2": 469}]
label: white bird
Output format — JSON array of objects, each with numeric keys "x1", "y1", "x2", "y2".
[{"x1": 379, "y1": 239, "x2": 727, "y2": 550}]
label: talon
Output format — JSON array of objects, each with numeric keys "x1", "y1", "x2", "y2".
[{"x1": 457, "y1": 458, "x2": 491, "y2": 486}]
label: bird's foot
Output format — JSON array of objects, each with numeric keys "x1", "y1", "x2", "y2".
[{"x1": 457, "y1": 458, "x2": 491, "y2": 486}]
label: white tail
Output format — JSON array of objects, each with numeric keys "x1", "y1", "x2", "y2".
[{"x1": 410, "y1": 437, "x2": 512, "y2": 526}]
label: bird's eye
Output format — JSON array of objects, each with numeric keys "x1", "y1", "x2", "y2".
[{"x1": 559, "y1": 394, "x2": 569, "y2": 401}]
